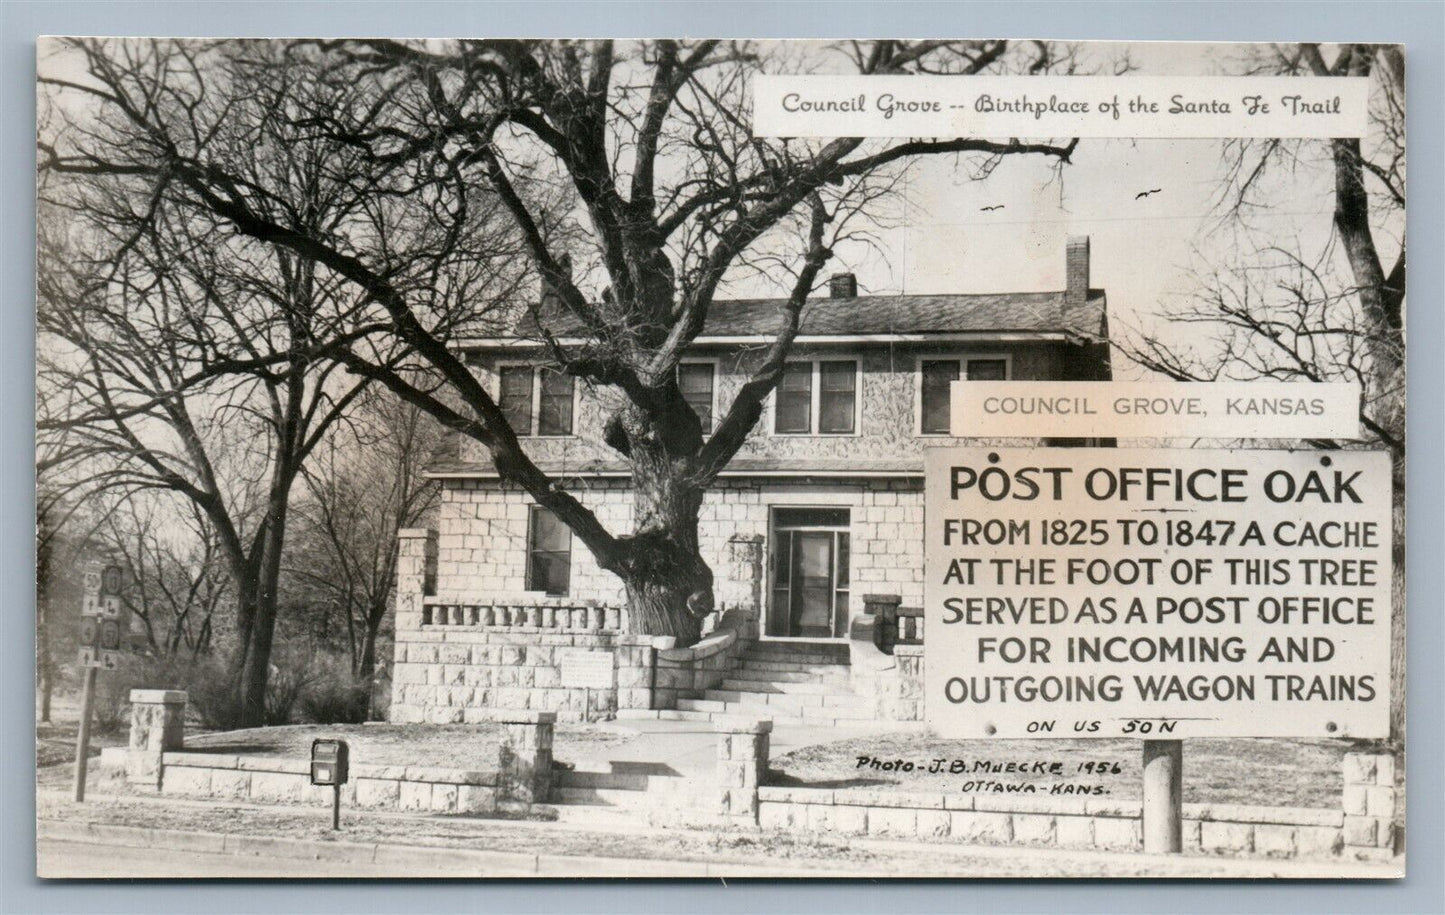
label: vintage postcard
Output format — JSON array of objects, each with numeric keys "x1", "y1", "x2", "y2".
[{"x1": 35, "y1": 37, "x2": 1405, "y2": 879}]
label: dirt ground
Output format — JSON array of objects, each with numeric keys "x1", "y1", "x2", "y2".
[
  {"x1": 769, "y1": 733, "x2": 1398, "y2": 810},
  {"x1": 175, "y1": 721, "x2": 644, "y2": 768}
]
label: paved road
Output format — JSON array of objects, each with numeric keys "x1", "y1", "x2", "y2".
[
  {"x1": 39, "y1": 838, "x2": 526, "y2": 879},
  {"x1": 37, "y1": 831, "x2": 1403, "y2": 880},
  {"x1": 42, "y1": 839, "x2": 392, "y2": 878}
]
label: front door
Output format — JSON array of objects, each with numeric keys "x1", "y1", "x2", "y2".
[
  {"x1": 790, "y1": 532, "x2": 835, "y2": 638},
  {"x1": 768, "y1": 507, "x2": 851, "y2": 639}
]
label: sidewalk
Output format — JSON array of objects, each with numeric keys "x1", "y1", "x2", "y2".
[{"x1": 36, "y1": 790, "x2": 1404, "y2": 879}]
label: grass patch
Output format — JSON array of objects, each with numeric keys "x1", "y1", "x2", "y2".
[
  {"x1": 770, "y1": 734, "x2": 1389, "y2": 809},
  {"x1": 156, "y1": 721, "x2": 640, "y2": 770}
]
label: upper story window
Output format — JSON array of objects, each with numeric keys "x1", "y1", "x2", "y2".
[
  {"x1": 678, "y1": 362, "x2": 716, "y2": 433},
  {"x1": 497, "y1": 364, "x2": 575, "y2": 436},
  {"x1": 774, "y1": 360, "x2": 858, "y2": 435},
  {"x1": 919, "y1": 357, "x2": 1010, "y2": 435}
]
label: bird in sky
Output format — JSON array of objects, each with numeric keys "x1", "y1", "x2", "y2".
[
  {"x1": 1135, "y1": 188, "x2": 1163, "y2": 199},
  {"x1": 980, "y1": 204, "x2": 1004, "y2": 212}
]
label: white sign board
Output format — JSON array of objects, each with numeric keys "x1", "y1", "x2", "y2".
[
  {"x1": 924, "y1": 447, "x2": 1392, "y2": 739},
  {"x1": 753, "y1": 75, "x2": 1371, "y2": 139},
  {"x1": 557, "y1": 649, "x2": 616, "y2": 690},
  {"x1": 950, "y1": 381, "x2": 1362, "y2": 441}
]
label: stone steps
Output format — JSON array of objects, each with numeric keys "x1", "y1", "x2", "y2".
[
  {"x1": 725, "y1": 667, "x2": 850, "y2": 685},
  {"x1": 657, "y1": 706, "x2": 875, "y2": 728},
  {"x1": 742, "y1": 651, "x2": 849, "y2": 667},
  {"x1": 737, "y1": 657, "x2": 852, "y2": 674},
  {"x1": 550, "y1": 785, "x2": 656, "y2": 808},
  {"x1": 702, "y1": 689, "x2": 868, "y2": 708},
  {"x1": 716, "y1": 677, "x2": 849, "y2": 695}
]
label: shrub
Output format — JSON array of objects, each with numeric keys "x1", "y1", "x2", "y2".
[{"x1": 298, "y1": 654, "x2": 370, "y2": 724}]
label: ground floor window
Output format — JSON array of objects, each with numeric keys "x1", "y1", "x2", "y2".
[
  {"x1": 526, "y1": 506, "x2": 572, "y2": 596},
  {"x1": 767, "y1": 507, "x2": 850, "y2": 639}
]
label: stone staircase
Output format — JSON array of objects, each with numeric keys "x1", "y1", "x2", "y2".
[
  {"x1": 546, "y1": 764, "x2": 706, "y2": 826},
  {"x1": 668, "y1": 641, "x2": 873, "y2": 727}
]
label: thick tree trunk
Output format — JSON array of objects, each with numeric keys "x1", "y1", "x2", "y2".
[{"x1": 612, "y1": 446, "x2": 714, "y2": 647}]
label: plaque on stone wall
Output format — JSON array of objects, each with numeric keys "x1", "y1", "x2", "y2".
[{"x1": 557, "y1": 649, "x2": 616, "y2": 689}]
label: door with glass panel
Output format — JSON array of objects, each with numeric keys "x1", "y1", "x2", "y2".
[{"x1": 767, "y1": 507, "x2": 851, "y2": 639}]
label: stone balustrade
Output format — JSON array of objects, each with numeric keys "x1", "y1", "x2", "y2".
[{"x1": 422, "y1": 600, "x2": 627, "y2": 632}]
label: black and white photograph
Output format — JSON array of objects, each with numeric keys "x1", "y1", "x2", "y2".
[{"x1": 33, "y1": 35, "x2": 1407, "y2": 880}]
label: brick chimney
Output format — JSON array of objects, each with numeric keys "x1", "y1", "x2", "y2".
[
  {"x1": 1065, "y1": 236, "x2": 1090, "y2": 308},
  {"x1": 829, "y1": 273, "x2": 858, "y2": 298},
  {"x1": 539, "y1": 253, "x2": 573, "y2": 308}
]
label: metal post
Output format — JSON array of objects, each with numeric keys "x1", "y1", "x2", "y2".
[
  {"x1": 72, "y1": 666, "x2": 98, "y2": 802},
  {"x1": 332, "y1": 782, "x2": 341, "y2": 830},
  {"x1": 1142, "y1": 739, "x2": 1183, "y2": 853}
]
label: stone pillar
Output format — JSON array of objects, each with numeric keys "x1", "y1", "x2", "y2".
[
  {"x1": 497, "y1": 710, "x2": 555, "y2": 806},
  {"x1": 126, "y1": 690, "x2": 187, "y2": 788},
  {"x1": 716, "y1": 716, "x2": 772, "y2": 827},
  {"x1": 395, "y1": 528, "x2": 437, "y2": 635},
  {"x1": 721, "y1": 534, "x2": 764, "y2": 638},
  {"x1": 1342, "y1": 752, "x2": 1398, "y2": 859},
  {"x1": 614, "y1": 635, "x2": 658, "y2": 710},
  {"x1": 863, "y1": 593, "x2": 902, "y2": 653}
]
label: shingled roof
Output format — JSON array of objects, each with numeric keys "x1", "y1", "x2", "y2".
[{"x1": 492, "y1": 288, "x2": 1107, "y2": 347}]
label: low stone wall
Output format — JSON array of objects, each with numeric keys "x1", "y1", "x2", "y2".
[
  {"x1": 161, "y1": 753, "x2": 504, "y2": 814},
  {"x1": 119, "y1": 691, "x2": 557, "y2": 815},
  {"x1": 754, "y1": 788, "x2": 1349, "y2": 858},
  {"x1": 701, "y1": 714, "x2": 1396, "y2": 862}
]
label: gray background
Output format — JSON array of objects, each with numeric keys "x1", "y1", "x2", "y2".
[{"x1": 3, "y1": 2, "x2": 1440, "y2": 912}]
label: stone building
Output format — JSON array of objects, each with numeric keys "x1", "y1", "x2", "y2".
[{"x1": 389, "y1": 237, "x2": 1110, "y2": 725}]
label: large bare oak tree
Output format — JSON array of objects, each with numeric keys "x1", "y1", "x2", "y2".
[{"x1": 42, "y1": 38, "x2": 1082, "y2": 648}]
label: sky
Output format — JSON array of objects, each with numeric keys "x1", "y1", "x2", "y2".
[{"x1": 38, "y1": 38, "x2": 1391, "y2": 384}]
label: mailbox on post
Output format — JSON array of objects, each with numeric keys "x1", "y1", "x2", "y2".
[
  {"x1": 311, "y1": 738, "x2": 349, "y2": 786},
  {"x1": 311, "y1": 738, "x2": 349, "y2": 830}
]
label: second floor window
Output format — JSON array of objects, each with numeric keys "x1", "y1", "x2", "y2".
[
  {"x1": 920, "y1": 357, "x2": 1010, "y2": 435},
  {"x1": 497, "y1": 365, "x2": 575, "y2": 436},
  {"x1": 678, "y1": 362, "x2": 715, "y2": 433},
  {"x1": 774, "y1": 360, "x2": 858, "y2": 435}
]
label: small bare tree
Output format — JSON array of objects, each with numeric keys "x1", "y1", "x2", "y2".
[
  {"x1": 97, "y1": 495, "x2": 228, "y2": 660},
  {"x1": 39, "y1": 39, "x2": 529, "y2": 725},
  {"x1": 288, "y1": 391, "x2": 442, "y2": 678}
]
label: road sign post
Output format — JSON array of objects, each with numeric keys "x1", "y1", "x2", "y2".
[
  {"x1": 71, "y1": 665, "x2": 98, "y2": 803},
  {"x1": 73, "y1": 561, "x2": 125, "y2": 802},
  {"x1": 1142, "y1": 739, "x2": 1184, "y2": 853}
]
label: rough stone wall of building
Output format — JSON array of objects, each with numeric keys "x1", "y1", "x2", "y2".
[
  {"x1": 435, "y1": 477, "x2": 927, "y2": 611},
  {"x1": 458, "y1": 342, "x2": 1060, "y2": 469}
]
